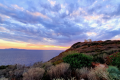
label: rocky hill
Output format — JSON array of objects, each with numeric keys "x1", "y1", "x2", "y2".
[{"x1": 49, "y1": 40, "x2": 120, "y2": 63}]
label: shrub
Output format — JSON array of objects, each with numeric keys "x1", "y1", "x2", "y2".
[
  {"x1": 63, "y1": 53, "x2": 93, "y2": 68},
  {"x1": 42, "y1": 62, "x2": 53, "y2": 70},
  {"x1": 47, "y1": 63, "x2": 70, "y2": 79},
  {"x1": 106, "y1": 52, "x2": 120, "y2": 69},
  {"x1": 23, "y1": 67, "x2": 45, "y2": 80},
  {"x1": 88, "y1": 68, "x2": 97, "y2": 80},
  {"x1": 76, "y1": 67, "x2": 90, "y2": 79},
  {"x1": 107, "y1": 66, "x2": 120, "y2": 80},
  {"x1": 94, "y1": 66, "x2": 110, "y2": 80},
  {"x1": 32, "y1": 61, "x2": 43, "y2": 68}
]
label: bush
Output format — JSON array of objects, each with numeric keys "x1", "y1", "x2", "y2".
[
  {"x1": 63, "y1": 53, "x2": 93, "y2": 68},
  {"x1": 42, "y1": 62, "x2": 53, "y2": 70},
  {"x1": 23, "y1": 67, "x2": 45, "y2": 80},
  {"x1": 47, "y1": 63, "x2": 70, "y2": 79},
  {"x1": 76, "y1": 67, "x2": 90, "y2": 79},
  {"x1": 32, "y1": 61, "x2": 43, "y2": 68},
  {"x1": 106, "y1": 52, "x2": 120, "y2": 69},
  {"x1": 94, "y1": 66, "x2": 110, "y2": 80},
  {"x1": 107, "y1": 66, "x2": 120, "y2": 80}
]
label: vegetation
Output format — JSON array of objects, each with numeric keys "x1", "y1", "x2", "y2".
[
  {"x1": 106, "y1": 52, "x2": 120, "y2": 69},
  {"x1": 63, "y1": 53, "x2": 93, "y2": 68},
  {"x1": 107, "y1": 66, "x2": 120, "y2": 80},
  {"x1": 1, "y1": 40, "x2": 120, "y2": 80}
]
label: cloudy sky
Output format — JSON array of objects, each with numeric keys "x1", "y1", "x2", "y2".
[{"x1": 0, "y1": 0, "x2": 120, "y2": 50}]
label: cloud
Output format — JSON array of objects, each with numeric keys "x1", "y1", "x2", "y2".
[
  {"x1": 26, "y1": 11, "x2": 51, "y2": 20},
  {"x1": 12, "y1": 4, "x2": 24, "y2": 11},
  {"x1": 0, "y1": 0, "x2": 120, "y2": 49}
]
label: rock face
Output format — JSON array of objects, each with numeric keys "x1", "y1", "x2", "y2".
[{"x1": 49, "y1": 40, "x2": 120, "y2": 63}]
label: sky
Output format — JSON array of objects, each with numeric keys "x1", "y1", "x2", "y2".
[{"x1": 0, "y1": 0, "x2": 120, "y2": 50}]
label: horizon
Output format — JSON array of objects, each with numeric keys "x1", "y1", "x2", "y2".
[
  {"x1": 0, "y1": 48, "x2": 64, "y2": 50},
  {"x1": 0, "y1": 0, "x2": 120, "y2": 50}
]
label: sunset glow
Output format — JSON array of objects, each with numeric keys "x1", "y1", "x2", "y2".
[{"x1": 0, "y1": 39, "x2": 69, "y2": 50}]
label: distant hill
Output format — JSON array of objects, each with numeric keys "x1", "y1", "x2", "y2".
[
  {"x1": 49, "y1": 40, "x2": 120, "y2": 63},
  {"x1": 0, "y1": 48, "x2": 26, "y2": 51}
]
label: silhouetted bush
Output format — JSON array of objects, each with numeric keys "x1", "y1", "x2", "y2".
[{"x1": 63, "y1": 53, "x2": 93, "y2": 68}]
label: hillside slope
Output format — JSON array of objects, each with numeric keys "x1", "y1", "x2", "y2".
[{"x1": 49, "y1": 40, "x2": 120, "y2": 63}]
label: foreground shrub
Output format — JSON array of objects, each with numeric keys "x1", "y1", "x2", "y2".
[
  {"x1": 23, "y1": 67, "x2": 45, "y2": 80},
  {"x1": 106, "y1": 52, "x2": 120, "y2": 69},
  {"x1": 47, "y1": 63, "x2": 70, "y2": 79},
  {"x1": 76, "y1": 67, "x2": 90, "y2": 79},
  {"x1": 63, "y1": 53, "x2": 93, "y2": 68},
  {"x1": 87, "y1": 68, "x2": 97, "y2": 80},
  {"x1": 107, "y1": 66, "x2": 120, "y2": 80},
  {"x1": 42, "y1": 62, "x2": 53, "y2": 70},
  {"x1": 31, "y1": 61, "x2": 43, "y2": 68},
  {"x1": 94, "y1": 66, "x2": 110, "y2": 80}
]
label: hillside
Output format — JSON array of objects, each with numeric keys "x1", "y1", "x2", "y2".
[{"x1": 49, "y1": 40, "x2": 120, "y2": 63}]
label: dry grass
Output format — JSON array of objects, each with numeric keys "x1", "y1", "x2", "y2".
[
  {"x1": 47, "y1": 63, "x2": 70, "y2": 79},
  {"x1": 42, "y1": 62, "x2": 53, "y2": 70},
  {"x1": 76, "y1": 67, "x2": 90, "y2": 79},
  {"x1": 31, "y1": 61, "x2": 43, "y2": 68},
  {"x1": 94, "y1": 66, "x2": 110, "y2": 80},
  {"x1": 23, "y1": 67, "x2": 45, "y2": 80}
]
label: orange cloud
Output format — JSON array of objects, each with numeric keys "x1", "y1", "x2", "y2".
[{"x1": 0, "y1": 39, "x2": 69, "y2": 50}]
